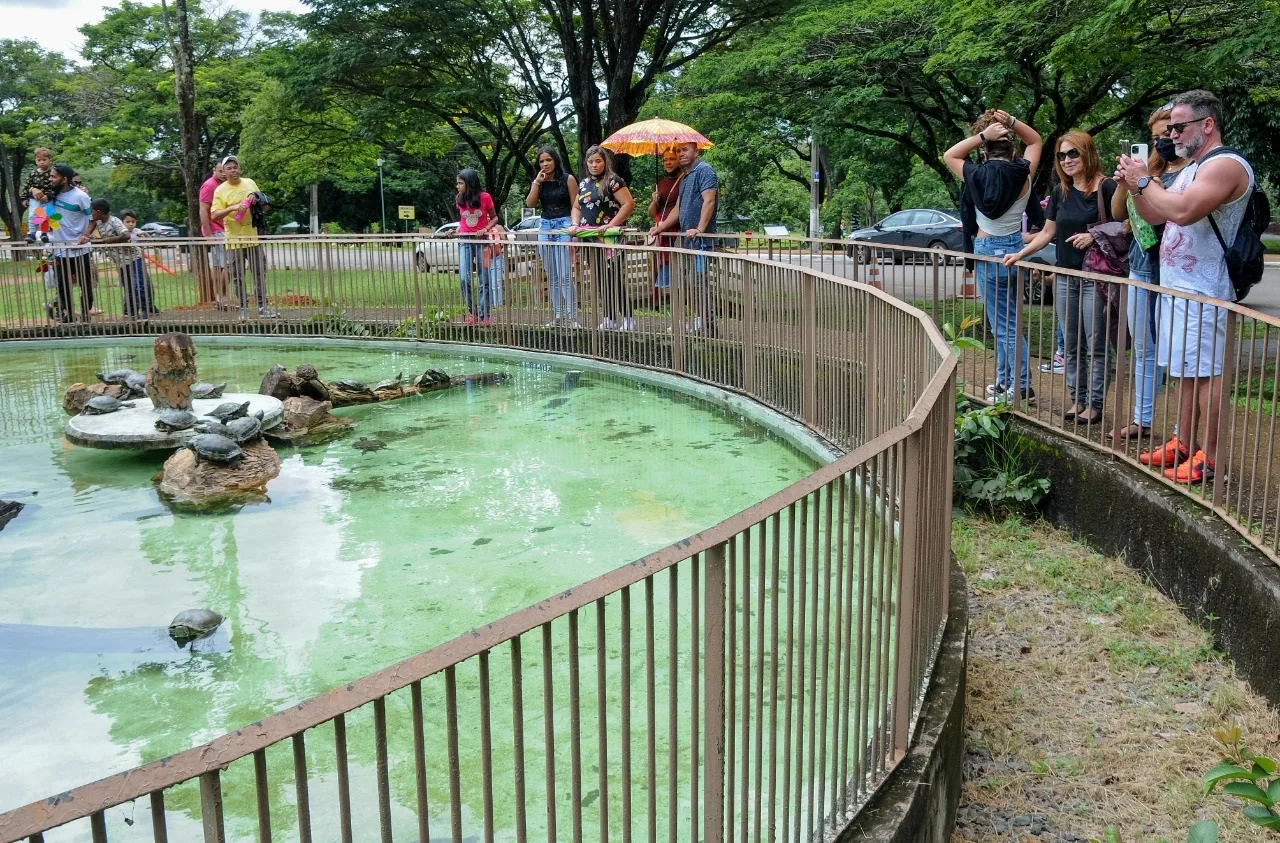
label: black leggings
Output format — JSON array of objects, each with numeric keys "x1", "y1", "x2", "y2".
[
  {"x1": 54, "y1": 254, "x2": 94, "y2": 322},
  {"x1": 593, "y1": 251, "x2": 631, "y2": 320}
]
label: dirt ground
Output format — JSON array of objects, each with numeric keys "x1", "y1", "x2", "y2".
[{"x1": 950, "y1": 513, "x2": 1279, "y2": 843}]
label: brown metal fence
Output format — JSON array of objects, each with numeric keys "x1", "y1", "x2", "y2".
[{"x1": 0, "y1": 235, "x2": 956, "y2": 843}]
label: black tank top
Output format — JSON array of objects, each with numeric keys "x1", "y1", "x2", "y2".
[{"x1": 538, "y1": 173, "x2": 572, "y2": 218}]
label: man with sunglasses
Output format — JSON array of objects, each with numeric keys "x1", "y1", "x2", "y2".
[{"x1": 1115, "y1": 89, "x2": 1255, "y2": 485}]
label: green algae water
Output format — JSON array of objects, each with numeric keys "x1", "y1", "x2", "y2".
[{"x1": 0, "y1": 340, "x2": 823, "y2": 835}]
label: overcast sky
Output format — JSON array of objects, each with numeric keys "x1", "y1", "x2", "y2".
[{"x1": 1, "y1": 0, "x2": 307, "y2": 60}]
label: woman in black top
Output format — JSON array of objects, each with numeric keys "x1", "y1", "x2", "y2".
[
  {"x1": 526, "y1": 146, "x2": 579, "y2": 325},
  {"x1": 1006, "y1": 130, "x2": 1117, "y2": 423}
]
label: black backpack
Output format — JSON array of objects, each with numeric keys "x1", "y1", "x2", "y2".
[{"x1": 1199, "y1": 147, "x2": 1270, "y2": 302}]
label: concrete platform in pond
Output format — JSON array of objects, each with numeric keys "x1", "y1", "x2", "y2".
[{"x1": 64, "y1": 394, "x2": 283, "y2": 450}]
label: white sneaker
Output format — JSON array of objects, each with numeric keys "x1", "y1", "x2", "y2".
[
  {"x1": 619, "y1": 317, "x2": 635, "y2": 331},
  {"x1": 984, "y1": 382, "x2": 1007, "y2": 398},
  {"x1": 692, "y1": 316, "x2": 703, "y2": 332},
  {"x1": 599, "y1": 318, "x2": 616, "y2": 330}
]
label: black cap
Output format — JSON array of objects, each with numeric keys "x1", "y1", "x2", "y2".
[{"x1": 53, "y1": 163, "x2": 77, "y2": 180}]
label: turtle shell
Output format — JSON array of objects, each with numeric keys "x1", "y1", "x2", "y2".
[
  {"x1": 82, "y1": 395, "x2": 131, "y2": 414},
  {"x1": 124, "y1": 372, "x2": 148, "y2": 396},
  {"x1": 335, "y1": 379, "x2": 371, "y2": 393},
  {"x1": 155, "y1": 410, "x2": 199, "y2": 432},
  {"x1": 194, "y1": 420, "x2": 233, "y2": 437},
  {"x1": 186, "y1": 433, "x2": 245, "y2": 463},
  {"x1": 206, "y1": 401, "x2": 250, "y2": 421},
  {"x1": 168, "y1": 608, "x2": 224, "y2": 642},
  {"x1": 225, "y1": 415, "x2": 263, "y2": 444},
  {"x1": 374, "y1": 373, "x2": 403, "y2": 391},
  {"x1": 191, "y1": 382, "x2": 227, "y2": 399},
  {"x1": 96, "y1": 369, "x2": 139, "y2": 385}
]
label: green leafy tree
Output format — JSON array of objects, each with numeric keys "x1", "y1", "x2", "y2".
[{"x1": 0, "y1": 40, "x2": 74, "y2": 239}]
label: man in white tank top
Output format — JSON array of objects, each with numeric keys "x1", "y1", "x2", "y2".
[{"x1": 1115, "y1": 89, "x2": 1255, "y2": 484}]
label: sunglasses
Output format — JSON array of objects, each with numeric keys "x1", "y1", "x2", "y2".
[
  {"x1": 1056, "y1": 148, "x2": 1081, "y2": 162},
  {"x1": 1167, "y1": 116, "x2": 1208, "y2": 135}
]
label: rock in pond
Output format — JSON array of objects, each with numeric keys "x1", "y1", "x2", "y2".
[{"x1": 157, "y1": 439, "x2": 281, "y2": 510}]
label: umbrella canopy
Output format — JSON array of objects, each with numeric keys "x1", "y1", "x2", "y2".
[{"x1": 601, "y1": 118, "x2": 714, "y2": 157}]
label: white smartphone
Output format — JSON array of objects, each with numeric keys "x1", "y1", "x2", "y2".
[{"x1": 1130, "y1": 142, "x2": 1149, "y2": 161}]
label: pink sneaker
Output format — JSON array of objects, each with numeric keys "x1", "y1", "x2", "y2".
[
  {"x1": 463, "y1": 313, "x2": 477, "y2": 326},
  {"x1": 480, "y1": 316, "x2": 494, "y2": 326}
]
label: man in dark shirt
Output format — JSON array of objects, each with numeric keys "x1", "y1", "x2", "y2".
[{"x1": 648, "y1": 142, "x2": 719, "y2": 333}]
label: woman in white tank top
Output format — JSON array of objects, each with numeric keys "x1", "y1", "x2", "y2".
[{"x1": 944, "y1": 109, "x2": 1044, "y2": 403}]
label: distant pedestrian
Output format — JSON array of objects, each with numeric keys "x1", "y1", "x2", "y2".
[
  {"x1": 647, "y1": 141, "x2": 719, "y2": 335},
  {"x1": 90, "y1": 199, "x2": 150, "y2": 320},
  {"x1": 455, "y1": 168, "x2": 499, "y2": 326},
  {"x1": 210, "y1": 155, "x2": 276, "y2": 318},
  {"x1": 35, "y1": 164, "x2": 95, "y2": 323},
  {"x1": 526, "y1": 146, "x2": 578, "y2": 325},
  {"x1": 199, "y1": 161, "x2": 231, "y2": 310},
  {"x1": 1116, "y1": 89, "x2": 1257, "y2": 484},
  {"x1": 573, "y1": 145, "x2": 635, "y2": 330},
  {"x1": 647, "y1": 147, "x2": 680, "y2": 304}
]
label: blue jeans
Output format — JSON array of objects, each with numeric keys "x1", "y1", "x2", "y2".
[
  {"x1": 539, "y1": 216, "x2": 574, "y2": 320},
  {"x1": 459, "y1": 241, "x2": 490, "y2": 318},
  {"x1": 488, "y1": 254, "x2": 504, "y2": 308},
  {"x1": 119, "y1": 258, "x2": 150, "y2": 317},
  {"x1": 974, "y1": 233, "x2": 1029, "y2": 391},
  {"x1": 1128, "y1": 270, "x2": 1163, "y2": 427}
]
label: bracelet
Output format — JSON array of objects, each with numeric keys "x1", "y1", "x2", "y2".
[{"x1": 1010, "y1": 117, "x2": 1017, "y2": 128}]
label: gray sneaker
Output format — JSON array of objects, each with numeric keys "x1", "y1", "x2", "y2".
[{"x1": 258, "y1": 307, "x2": 279, "y2": 319}]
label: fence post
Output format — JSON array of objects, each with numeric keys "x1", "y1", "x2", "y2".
[
  {"x1": 802, "y1": 271, "x2": 818, "y2": 426},
  {"x1": 199, "y1": 770, "x2": 226, "y2": 843},
  {"x1": 892, "y1": 433, "x2": 923, "y2": 760},
  {"x1": 1111, "y1": 283, "x2": 1131, "y2": 454},
  {"x1": 672, "y1": 253, "x2": 686, "y2": 374},
  {"x1": 1212, "y1": 309, "x2": 1237, "y2": 508},
  {"x1": 742, "y1": 262, "x2": 756, "y2": 396},
  {"x1": 703, "y1": 542, "x2": 728, "y2": 843}
]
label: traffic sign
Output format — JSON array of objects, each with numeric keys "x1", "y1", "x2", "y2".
[{"x1": 398, "y1": 206, "x2": 415, "y2": 220}]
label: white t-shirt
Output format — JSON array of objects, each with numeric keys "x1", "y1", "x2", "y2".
[
  {"x1": 48, "y1": 187, "x2": 93, "y2": 258},
  {"x1": 1159, "y1": 151, "x2": 1255, "y2": 302}
]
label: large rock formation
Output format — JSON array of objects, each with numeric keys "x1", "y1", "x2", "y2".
[
  {"x1": 63, "y1": 382, "x2": 130, "y2": 415},
  {"x1": 145, "y1": 332, "x2": 198, "y2": 411},
  {"x1": 265, "y1": 396, "x2": 355, "y2": 446},
  {"x1": 157, "y1": 439, "x2": 281, "y2": 509}
]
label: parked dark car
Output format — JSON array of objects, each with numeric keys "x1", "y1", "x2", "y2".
[{"x1": 845, "y1": 209, "x2": 964, "y2": 262}]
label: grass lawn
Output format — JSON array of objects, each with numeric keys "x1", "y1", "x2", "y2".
[{"x1": 951, "y1": 513, "x2": 1278, "y2": 842}]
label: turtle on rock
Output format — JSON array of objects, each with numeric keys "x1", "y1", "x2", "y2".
[
  {"x1": 225, "y1": 410, "x2": 266, "y2": 444},
  {"x1": 123, "y1": 372, "x2": 148, "y2": 397},
  {"x1": 205, "y1": 401, "x2": 251, "y2": 422},
  {"x1": 194, "y1": 420, "x2": 234, "y2": 437},
  {"x1": 184, "y1": 433, "x2": 245, "y2": 466},
  {"x1": 334, "y1": 379, "x2": 374, "y2": 395},
  {"x1": 168, "y1": 609, "x2": 224, "y2": 647},
  {"x1": 374, "y1": 372, "x2": 404, "y2": 393},
  {"x1": 155, "y1": 410, "x2": 199, "y2": 432},
  {"x1": 81, "y1": 395, "x2": 135, "y2": 415},
  {"x1": 191, "y1": 382, "x2": 227, "y2": 400},
  {"x1": 95, "y1": 369, "x2": 139, "y2": 386}
]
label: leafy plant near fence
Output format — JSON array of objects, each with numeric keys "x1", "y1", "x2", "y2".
[{"x1": 945, "y1": 317, "x2": 1051, "y2": 513}]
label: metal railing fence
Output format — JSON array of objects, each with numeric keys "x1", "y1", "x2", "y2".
[{"x1": 0, "y1": 236, "x2": 956, "y2": 843}]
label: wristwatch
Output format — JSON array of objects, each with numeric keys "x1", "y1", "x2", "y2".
[{"x1": 1135, "y1": 176, "x2": 1152, "y2": 195}]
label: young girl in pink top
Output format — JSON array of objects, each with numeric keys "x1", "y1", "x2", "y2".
[{"x1": 456, "y1": 168, "x2": 499, "y2": 325}]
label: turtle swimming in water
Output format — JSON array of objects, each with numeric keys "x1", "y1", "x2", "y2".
[
  {"x1": 205, "y1": 401, "x2": 251, "y2": 422},
  {"x1": 352, "y1": 437, "x2": 387, "y2": 453},
  {"x1": 185, "y1": 433, "x2": 245, "y2": 466},
  {"x1": 155, "y1": 410, "x2": 199, "y2": 432},
  {"x1": 167, "y1": 609, "x2": 224, "y2": 646},
  {"x1": 81, "y1": 395, "x2": 135, "y2": 415},
  {"x1": 334, "y1": 378, "x2": 374, "y2": 395},
  {"x1": 225, "y1": 410, "x2": 265, "y2": 444},
  {"x1": 373, "y1": 372, "x2": 404, "y2": 393},
  {"x1": 191, "y1": 382, "x2": 227, "y2": 399},
  {"x1": 95, "y1": 369, "x2": 139, "y2": 386}
]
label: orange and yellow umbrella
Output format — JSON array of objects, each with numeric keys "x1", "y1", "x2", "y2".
[{"x1": 601, "y1": 118, "x2": 713, "y2": 157}]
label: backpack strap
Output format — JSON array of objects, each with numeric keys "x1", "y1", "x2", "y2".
[{"x1": 1193, "y1": 147, "x2": 1252, "y2": 253}]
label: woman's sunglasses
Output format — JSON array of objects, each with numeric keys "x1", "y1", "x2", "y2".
[{"x1": 1056, "y1": 148, "x2": 1081, "y2": 162}]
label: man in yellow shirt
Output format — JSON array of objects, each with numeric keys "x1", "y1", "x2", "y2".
[{"x1": 210, "y1": 155, "x2": 276, "y2": 318}]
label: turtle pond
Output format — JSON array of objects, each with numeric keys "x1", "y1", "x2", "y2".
[{"x1": 0, "y1": 339, "x2": 823, "y2": 833}]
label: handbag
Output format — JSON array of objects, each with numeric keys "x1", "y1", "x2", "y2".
[{"x1": 1082, "y1": 186, "x2": 1131, "y2": 281}]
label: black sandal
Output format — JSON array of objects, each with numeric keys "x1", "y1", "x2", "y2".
[
  {"x1": 1074, "y1": 409, "x2": 1102, "y2": 425},
  {"x1": 1107, "y1": 423, "x2": 1152, "y2": 441}
]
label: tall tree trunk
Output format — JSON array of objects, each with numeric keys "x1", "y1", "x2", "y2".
[
  {"x1": 0, "y1": 144, "x2": 24, "y2": 242},
  {"x1": 160, "y1": 0, "x2": 213, "y2": 302}
]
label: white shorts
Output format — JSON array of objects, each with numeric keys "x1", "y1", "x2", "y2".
[{"x1": 1157, "y1": 294, "x2": 1227, "y2": 378}]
